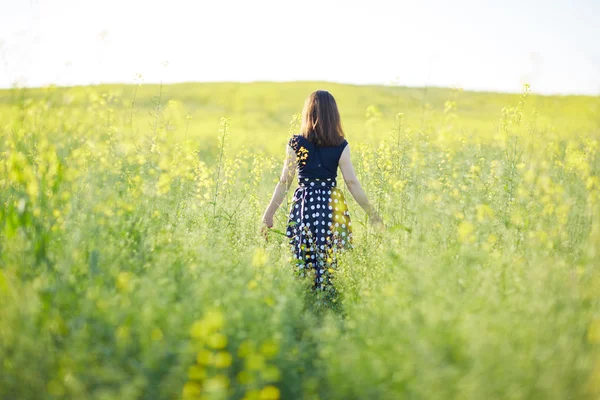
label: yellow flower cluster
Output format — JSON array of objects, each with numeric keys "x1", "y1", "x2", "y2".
[
  {"x1": 184, "y1": 310, "x2": 281, "y2": 400},
  {"x1": 184, "y1": 310, "x2": 230, "y2": 400}
]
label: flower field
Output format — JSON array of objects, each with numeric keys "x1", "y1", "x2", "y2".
[{"x1": 0, "y1": 81, "x2": 599, "y2": 400}]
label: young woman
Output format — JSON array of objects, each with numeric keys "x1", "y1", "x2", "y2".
[{"x1": 262, "y1": 90, "x2": 383, "y2": 292}]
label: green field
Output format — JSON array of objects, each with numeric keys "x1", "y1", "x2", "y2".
[{"x1": 1, "y1": 81, "x2": 599, "y2": 400}]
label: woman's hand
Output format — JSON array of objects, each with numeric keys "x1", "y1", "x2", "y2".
[
  {"x1": 369, "y1": 215, "x2": 385, "y2": 232},
  {"x1": 261, "y1": 213, "x2": 274, "y2": 241},
  {"x1": 263, "y1": 213, "x2": 273, "y2": 228}
]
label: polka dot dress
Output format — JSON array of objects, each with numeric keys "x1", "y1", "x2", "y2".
[{"x1": 286, "y1": 177, "x2": 353, "y2": 291}]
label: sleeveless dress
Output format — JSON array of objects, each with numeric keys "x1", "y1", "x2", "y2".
[{"x1": 285, "y1": 134, "x2": 353, "y2": 292}]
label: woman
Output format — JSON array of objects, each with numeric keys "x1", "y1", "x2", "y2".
[{"x1": 262, "y1": 90, "x2": 383, "y2": 292}]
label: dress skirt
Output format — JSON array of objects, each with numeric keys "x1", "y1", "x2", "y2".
[{"x1": 285, "y1": 177, "x2": 353, "y2": 291}]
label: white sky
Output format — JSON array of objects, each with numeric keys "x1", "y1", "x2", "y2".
[{"x1": 1, "y1": 0, "x2": 599, "y2": 95}]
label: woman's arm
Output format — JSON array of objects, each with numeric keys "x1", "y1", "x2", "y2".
[
  {"x1": 338, "y1": 144, "x2": 383, "y2": 226},
  {"x1": 262, "y1": 144, "x2": 297, "y2": 229}
]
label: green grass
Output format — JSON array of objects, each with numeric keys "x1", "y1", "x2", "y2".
[{"x1": 0, "y1": 81, "x2": 599, "y2": 400}]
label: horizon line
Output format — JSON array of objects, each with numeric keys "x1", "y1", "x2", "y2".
[{"x1": 1, "y1": 79, "x2": 599, "y2": 99}]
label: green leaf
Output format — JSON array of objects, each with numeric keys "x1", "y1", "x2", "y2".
[{"x1": 269, "y1": 229, "x2": 288, "y2": 237}]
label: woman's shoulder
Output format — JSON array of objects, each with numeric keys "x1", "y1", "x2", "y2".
[{"x1": 288, "y1": 134, "x2": 308, "y2": 149}]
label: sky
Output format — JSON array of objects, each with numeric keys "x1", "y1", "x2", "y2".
[{"x1": 1, "y1": 0, "x2": 599, "y2": 95}]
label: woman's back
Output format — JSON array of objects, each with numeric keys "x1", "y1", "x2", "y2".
[{"x1": 289, "y1": 134, "x2": 348, "y2": 180}]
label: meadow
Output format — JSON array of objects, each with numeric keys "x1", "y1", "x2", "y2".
[{"x1": 0, "y1": 80, "x2": 599, "y2": 400}]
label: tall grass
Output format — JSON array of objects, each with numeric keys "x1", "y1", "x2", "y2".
[{"x1": 0, "y1": 82, "x2": 599, "y2": 400}]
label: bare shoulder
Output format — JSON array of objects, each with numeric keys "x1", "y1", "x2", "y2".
[{"x1": 340, "y1": 143, "x2": 351, "y2": 159}]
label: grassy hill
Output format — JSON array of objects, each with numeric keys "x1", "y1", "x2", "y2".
[{"x1": 1, "y1": 81, "x2": 598, "y2": 156}]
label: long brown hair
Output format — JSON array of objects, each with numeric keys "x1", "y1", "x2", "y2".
[{"x1": 299, "y1": 90, "x2": 345, "y2": 147}]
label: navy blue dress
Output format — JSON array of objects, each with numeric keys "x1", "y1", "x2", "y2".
[{"x1": 286, "y1": 134, "x2": 353, "y2": 292}]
